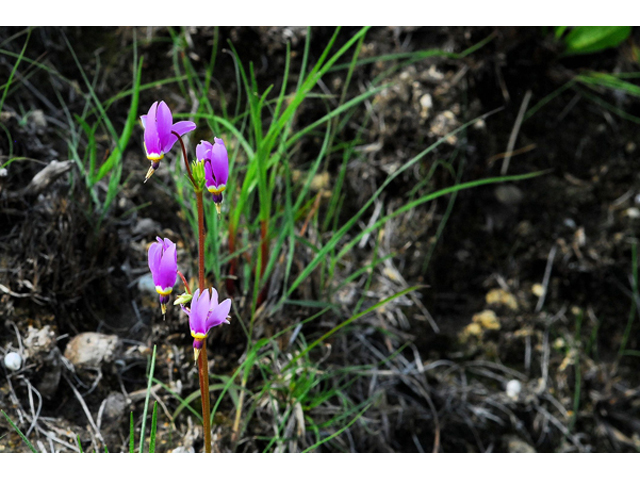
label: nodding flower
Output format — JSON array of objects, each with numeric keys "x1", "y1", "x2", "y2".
[
  {"x1": 140, "y1": 101, "x2": 196, "y2": 182},
  {"x1": 196, "y1": 138, "x2": 229, "y2": 210},
  {"x1": 181, "y1": 288, "x2": 231, "y2": 361},
  {"x1": 148, "y1": 237, "x2": 178, "y2": 316}
]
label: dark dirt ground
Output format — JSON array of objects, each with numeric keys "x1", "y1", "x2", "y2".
[{"x1": 2, "y1": 26, "x2": 640, "y2": 453}]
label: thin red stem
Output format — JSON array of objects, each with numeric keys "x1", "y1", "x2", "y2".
[
  {"x1": 173, "y1": 130, "x2": 212, "y2": 453},
  {"x1": 172, "y1": 131, "x2": 195, "y2": 187},
  {"x1": 178, "y1": 271, "x2": 191, "y2": 295}
]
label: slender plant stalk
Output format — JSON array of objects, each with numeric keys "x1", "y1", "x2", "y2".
[
  {"x1": 198, "y1": 343, "x2": 212, "y2": 452},
  {"x1": 196, "y1": 191, "x2": 207, "y2": 289},
  {"x1": 196, "y1": 189, "x2": 212, "y2": 453},
  {"x1": 174, "y1": 131, "x2": 212, "y2": 453}
]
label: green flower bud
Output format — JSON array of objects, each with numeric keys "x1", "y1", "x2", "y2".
[
  {"x1": 191, "y1": 160, "x2": 206, "y2": 192},
  {"x1": 173, "y1": 292, "x2": 193, "y2": 306}
]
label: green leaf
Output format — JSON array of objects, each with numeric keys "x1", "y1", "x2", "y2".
[{"x1": 564, "y1": 26, "x2": 631, "y2": 55}]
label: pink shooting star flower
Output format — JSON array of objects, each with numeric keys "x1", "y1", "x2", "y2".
[
  {"x1": 140, "y1": 101, "x2": 196, "y2": 182},
  {"x1": 196, "y1": 138, "x2": 229, "y2": 212},
  {"x1": 181, "y1": 288, "x2": 231, "y2": 361},
  {"x1": 148, "y1": 237, "x2": 178, "y2": 316}
]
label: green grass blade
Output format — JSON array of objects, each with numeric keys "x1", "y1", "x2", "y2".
[
  {"x1": 1, "y1": 409, "x2": 38, "y2": 453},
  {"x1": 149, "y1": 402, "x2": 158, "y2": 453},
  {"x1": 139, "y1": 344, "x2": 157, "y2": 453},
  {"x1": 129, "y1": 411, "x2": 135, "y2": 453},
  {"x1": 0, "y1": 28, "x2": 31, "y2": 114}
]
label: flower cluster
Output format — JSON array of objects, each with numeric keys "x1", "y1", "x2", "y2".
[{"x1": 142, "y1": 100, "x2": 231, "y2": 359}]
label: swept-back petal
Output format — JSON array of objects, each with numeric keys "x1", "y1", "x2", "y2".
[
  {"x1": 148, "y1": 241, "x2": 163, "y2": 280},
  {"x1": 196, "y1": 140, "x2": 213, "y2": 162},
  {"x1": 205, "y1": 298, "x2": 231, "y2": 331},
  {"x1": 156, "y1": 101, "x2": 173, "y2": 151},
  {"x1": 210, "y1": 138, "x2": 229, "y2": 186},
  {"x1": 156, "y1": 242, "x2": 177, "y2": 289},
  {"x1": 163, "y1": 120, "x2": 196, "y2": 152},
  {"x1": 191, "y1": 288, "x2": 211, "y2": 334},
  {"x1": 144, "y1": 102, "x2": 162, "y2": 159},
  {"x1": 173, "y1": 121, "x2": 197, "y2": 137},
  {"x1": 188, "y1": 289, "x2": 205, "y2": 332},
  {"x1": 209, "y1": 287, "x2": 219, "y2": 307}
]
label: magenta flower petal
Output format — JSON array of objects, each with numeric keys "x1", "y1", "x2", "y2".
[
  {"x1": 189, "y1": 288, "x2": 211, "y2": 335},
  {"x1": 148, "y1": 237, "x2": 177, "y2": 291},
  {"x1": 143, "y1": 102, "x2": 162, "y2": 160},
  {"x1": 140, "y1": 101, "x2": 196, "y2": 181},
  {"x1": 147, "y1": 240, "x2": 163, "y2": 274},
  {"x1": 187, "y1": 288, "x2": 231, "y2": 342},
  {"x1": 206, "y1": 298, "x2": 231, "y2": 330},
  {"x1": 196, "y1": 140, "x2": 213, "y2": 162},
  {"x1": 209, "y1": 287, "x2": 218, "y2": 307},
  {"x1": 157, "y1": 242, "x2": 177, "y2": 289},
  {"x1": 155, "y1": 101, "x2": 174, "y2": 150},
  {"x1": 172, "y1": 121, "x2": 197, "y2": 137},
  {"x1": 201, "y1": 138, "x2": 229, "y2": 203},
  {"x1": 210, "y1": 138, "x2": 229, "y2": 186}
]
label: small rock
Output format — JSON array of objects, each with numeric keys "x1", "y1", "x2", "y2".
[
  {"x1": 472, "y1": 309, "x2": 500, "y2": 330},
  {"x1": 419, "y1": 93, "x2": 433, "y2": 119},
  {"x1": 101, "y1": 392, "x2": 127, "y2": 425},
  {"x1": 486, "y1": 288, "x2": 518, "y2": 311},
  {"x1": 506, "y1": 379, "x2": 522, "y2": 400},
  {"x1": 137, "y1": 273, "x2": 158, "y2": 295},
  {"x1": 133, "y1": 218, "x2": 160, "y2": 237},
  {"x1": 531, "y1": 283, "x2": 545, "y2": 297},
  {"x1": 504, "y1": 435, "x2": 536, "y2": 453},
  {"x1": 170, "y1": 446, "x2": 195, "y2": 453},
  {"x1": 625, "y1": 208, "x2": 640, "y2": 219},
  {"x1": 24, "y1": 325, "x2": 56, "y2": 358},
  {"x1": 495, "y1": 185, "x2": 523, "y2": 206},
  {"x1": 29, "y1": 110, "x2": 47, "y2": 129},
  {"x1": 459, "y1": 322, "x2": 483, "y2": 342},
  {"x1": 4, "y1": 352, "x2": 22, "y2": 371},
  {"x1": 64, "y1": 332, "x2": 119, "y2": 369}
]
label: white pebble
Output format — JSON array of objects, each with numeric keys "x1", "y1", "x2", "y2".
[
  {"x1": 4, "y1": 352, "x2": 22, "y2": 371},
  {"x1": 506, "y1": 379, "x2": 521, "y2": 399}
]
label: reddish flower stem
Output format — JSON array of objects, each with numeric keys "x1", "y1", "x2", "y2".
[
  {"x1": 196, "y1": 189, "x2": 211, "y2": 453},
  {"x1": 178, "y1": 271, "x2": 191, "y2": 295},
  {"x1": 172, "y1": 131, "x2": 195, "y2": 187},
  {"x1": 173, "y1": 130, "x2": 212, "y2": 453}
]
